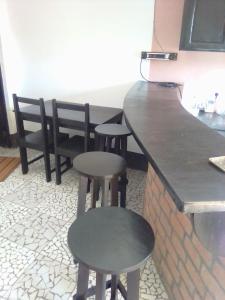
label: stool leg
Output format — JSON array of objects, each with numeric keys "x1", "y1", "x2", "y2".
[
  {"x1": 77, "y1": 176, "x2": 88, "y2": 216},
  {"x1": 75, "y1": 263, "x2": 89, "y2": 299},
  {"x1": 101, "y1": 178, "x2": 110, "y2": 207},
  {"x1": 96, "y1": 272, "x2": 106, "y2": 300},
  {"x1": 121, "y1": 136, "x2": 127, "y2": 159},
  {"x1": 127, "y1": 269, "x2": 140, "y2": 300},
  {"x1": 120, "y1": 172, "x2": 127, "y2": 208},
  {"x1": 111, "y1": 275, "x2": 119, "y2": 300},
  {"x1": 115, "y1": 137, "x2": 120, "y2": 155},
  {"x1": 99, "y1": 136, "x2": 105, "y2": 151},
  {"x1": 91, "y1": 179, "x2": 98, "y2": 208},
  {"x1": 110, "y1": 176, "x2": 118, "y2": 207}
]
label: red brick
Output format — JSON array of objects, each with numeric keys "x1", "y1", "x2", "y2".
[
  {"x1": 205, "y1": 292, "x2": 214, "y2": 300},
  {"x1": 179, "y1": 281, "x2": 192, "y2": 300},
  {"x1": 212, "y1": 262, "x2": 225, "y2": 292},
  {"x1": 166, "y1": 254, "x2": 180, "y2": 284},
  {"x1": 157, "y1": 233, "x2": 167, "y2": 258},
  {"x1": 177, "y1": 212, "x2": 193, "y2": 236},
  {"x1": 201, "y1": 265, "x2": 225, "y2": 299},
  {"x1": 172, "y1": 285, "x2": 183, "y2": 300},
  {"x1": 186, "y1": 258, "x2": 206, "y2": 297},
  {"x1": 194, "y1": 292, "x2": 201, "y2": 300},
  {"x1": 151, "y1": 180, "x2": 161, "y2": 198},
  {"x1": 160, "y1": 210, "x2": 172, "y2": 237},
  {"x1": 160, "y1": 261, "x2": 173, "y2": 286},
  {"x1": 164, "y1": 190, "x2": 177, "y2": 212},
  {"x1": 192, "y1": 235, "x2": 213, "y2": 268},
  {"x1": 184, "y1": 236, "x2": 201, "y2": 270},
  {"x1": 178, "y1": 261, "x2": 195, "y2": 295},
  {"x1": 154, "y1": 174, "x2": 165, "y2": 194},
  {"x1": 171, "y1": 213, "x2": 185, "y2": 240},
  {"x1": 172, "y1": 233, "x2": 186, "y2": 262},
  {"x1": 177, "y1": 212, "x2": 191, "y2": 231},
  {"x1": 161, "y1": 193, "x2": 172, "y2": 217},
  {"x1": 165, "y1": 237, "x2": 178, "y2": 265},
  {"x1": 151, "y1": 194, "x2": 161, "y2": 218}
]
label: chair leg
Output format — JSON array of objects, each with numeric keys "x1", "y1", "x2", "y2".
[
  {"x1": 110, "y1": 176, "x2": 118, "y2": 207},
  {"x1": 127, "y1": 269, "x2": 140, "y2": 300},
  {"x1": 43, "y1": 151, "x2": 51, "y2": 182},
  {"x1": 19, "y1": 147, "x2": 28, "y2": 174},
  {"x1": 96, "y1": 272, "x2": 106, "y2": 300},
  {"x1": 77, "y1": 176, "x2": 88, "y2": 217},
  {"x1": 55, "y1": 154, "x2": 61, "y2": 185},
  {"x1": 75, "y1": 263, "x2": 89, "y2": 300}
]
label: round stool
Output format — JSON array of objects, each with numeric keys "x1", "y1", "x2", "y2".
[
  {"x1": 95, "y1": 124, "x2": 131, "y2": 157},
  {"x1": 68, "y1": 207, "x2": 155, "y2": 300},
  {"x1": 95, "y1": 124, "x2": 131, "y2": 208},
  {"x1": 74, "y1": 151, "x2": 126, "y2": 216}
]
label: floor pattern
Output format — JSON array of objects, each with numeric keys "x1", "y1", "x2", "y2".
[{"x1": 0, "y1": 147, "x2": 168, "y2": 300}]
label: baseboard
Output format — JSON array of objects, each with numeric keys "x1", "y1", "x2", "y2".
[{"x1": 126, "y1": 151, "x2": 148, "y2": 171}]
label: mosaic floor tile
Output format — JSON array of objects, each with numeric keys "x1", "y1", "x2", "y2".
[
  {"x1": 4, "y1": 255, "x2": 76, "y2": 300},
  {"x1": 0, "y1": 200, "x2": 33, "y2": 235},
  {"x1": 39, "y1": 222, "x2": 74, "y2": 266},
  {"x1": 3, "y1": 212, "x2": 66, "y2": 253},
  {"x1": 0, "y1": 237, "x2": 36, "y2": 298},
  {"x1": 36, "y1": 191, "x2": 77, "y2": 222}
]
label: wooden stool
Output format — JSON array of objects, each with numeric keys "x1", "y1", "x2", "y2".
[
  {"x1": 68, "y1": 207, "x2": 155, "y2": 300},
  {"x1": 74, "y1": 151, "x2": 126, "y2": 216},
  {"x1": 95, "y1": 124, "x2": 131, "y2": 208}
]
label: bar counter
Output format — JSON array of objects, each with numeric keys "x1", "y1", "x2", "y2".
[{"x1": 124, "y1": 81, "x2": 225, "y2": 300}]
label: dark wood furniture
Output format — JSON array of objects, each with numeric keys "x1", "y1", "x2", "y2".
[
  {"x1": 180, "y1": 0, "x2": 225, "y2": 52},
  {"x1": 95, "y1": 124, "x2": 131, "y2": 208},
  {"x1": 0, "y1": 66, "x2": 10, "y2": 146},
  {"x1": 52, "y1": 100, "x2": 95, "y2": 185},
  {"x1": 13, "y1": 94, "x2": 67, "y2": 182},
  {"x1": 68, "y1": 207, "x2": 155, "y2": 300},
  {"x1": 74, "y1": 151, "x2": 126, "y2": 216},
  {"x1": 19, "y1": 100, "x2": 123, "y2": 132}
]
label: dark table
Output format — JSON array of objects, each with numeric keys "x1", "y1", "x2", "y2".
[{"x1": 20, "y1": 100, "x2": 123, "y2": 131}]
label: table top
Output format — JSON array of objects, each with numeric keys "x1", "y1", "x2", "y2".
[
  {"x1": 124, "y1": 81, "x2": 225, "y2": 213},
  {"x1": 67, "y1": 207, "x2": 154, "y2": 274},
  {"x1": 20, "y1": 100, "x2": 123, "y2": 129}
]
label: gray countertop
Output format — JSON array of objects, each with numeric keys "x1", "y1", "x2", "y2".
[{"x1": 124, "y1": 81, "x2": 225, "y2": 213}]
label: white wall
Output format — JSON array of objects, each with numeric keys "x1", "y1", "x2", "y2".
[{"x1": 0, "y1": 0, "x2": 154, "y2": 152}]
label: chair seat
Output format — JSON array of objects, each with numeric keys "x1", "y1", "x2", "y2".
[
  {"x1": 56, "y1": 135, "x2": 95, "y2": 158},
  {"x1": 19, "y1": 130, "x2": 68, "y2": 151},
  {"x1": 68, "y1": 207, "x2": 155, "y2": 274}
]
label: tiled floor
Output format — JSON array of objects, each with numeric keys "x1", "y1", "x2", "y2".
[{"x1": 0, "y1": 147, "x2": 168, "y2": 300}]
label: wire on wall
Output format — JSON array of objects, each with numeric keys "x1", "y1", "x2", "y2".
[{"x1": 153, "y1": 0, "x2": 164, "y2": 52}]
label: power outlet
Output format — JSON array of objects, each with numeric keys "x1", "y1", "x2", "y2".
[{"x1": 141, "y1": 51, "x2": 178, "y2": 61}]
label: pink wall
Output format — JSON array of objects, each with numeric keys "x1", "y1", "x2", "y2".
[{"x1": 150, "y1": 0, "x2": 225, "y2": 84}]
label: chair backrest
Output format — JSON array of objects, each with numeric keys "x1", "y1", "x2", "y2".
[
  {"x1": 52, "y1": 99, "x2": 90, "y2": 152},
  {"x1": 13, "y1": 94, "x2": 48, "y2": 143}
]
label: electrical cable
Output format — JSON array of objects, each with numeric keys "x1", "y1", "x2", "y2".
[{"x1": 153, "y1": 0, "x2": 164, "y2": 52}]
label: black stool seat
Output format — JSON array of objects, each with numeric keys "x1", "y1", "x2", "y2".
[
  {"x1": 68, "y1": 207, "x2": 155, "y2": 299},
  {"x1": 95, "y1": 124, "x2": 131, "y2": 137},
  {"x1": 68, "y1": 207, "x2": 154, "y2": 273},
  {"x1": 74, "y1": 151, "x2": 126, "y2": 179}
]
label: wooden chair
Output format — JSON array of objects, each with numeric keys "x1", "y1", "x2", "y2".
[
  {"x1": 52, "y1": 99, "x2": 93, "y2": 185},
  {"x1": 13, "y1": 94, "x2": 67, "y2": 182}
]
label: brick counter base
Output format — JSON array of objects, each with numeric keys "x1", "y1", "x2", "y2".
[{"x1": 144, "y1": 164, "x2": 225, "y2": 300}]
